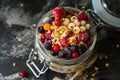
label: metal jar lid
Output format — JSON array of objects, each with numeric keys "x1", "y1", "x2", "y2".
[{"x1": 92, "y1": 0, "x2": 120, "y2": 29}]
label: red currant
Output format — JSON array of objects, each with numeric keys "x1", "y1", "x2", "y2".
[
  {"x1": 71, "y1": 52, "x2": 79, "y2": 58},
  {"x1": 54, "y1": 19, "x2": 61, "y2": 26},
  {"x1": 19, "y1": 71, "x2": 27, "y2": 78},
  {"x1": 53, "y1": 44, "x2": 60, "y2": 52},
  {"x1": 40, "y1": 35, "x2": 45, "y2": 43},
  {"x1": 87, "y1": 40, "x2": 92, "y2": 47}
]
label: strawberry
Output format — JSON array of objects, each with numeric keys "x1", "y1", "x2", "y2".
[
  {"x1": 52, "y1": 7, "x2": 66, "y2": 19},
  {"x1": 77, "y1": 12, "x2": 89, "y2": 22}
]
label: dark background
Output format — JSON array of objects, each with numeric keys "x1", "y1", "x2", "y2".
[{"x1": 0, "y1": 0, "x2": 120, "y2": 80}]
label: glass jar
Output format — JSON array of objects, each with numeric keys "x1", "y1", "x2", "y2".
[{"x1": 26, "y1": 7, "x2": 97, "y2": 78}]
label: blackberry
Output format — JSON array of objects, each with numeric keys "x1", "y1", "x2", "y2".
[{"x1": 38, "y1": 26, "x2": 45, "y2": 33}]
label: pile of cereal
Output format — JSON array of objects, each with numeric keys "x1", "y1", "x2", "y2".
[{"x1": 38, "y1": 7, "x2": 92, "y2": 59}]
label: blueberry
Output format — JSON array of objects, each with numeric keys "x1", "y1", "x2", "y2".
[
  {"x1": 77, "y1": 46, "x2": 82, "y2": 54},
  {"x1": 51, "y1": 50, "x2": 58, "y2": 56},
  {"x1": 44, "y1": 40, "x2": 52, "y2": 50},
  {"x1": 70, "y1": 45, "x2": 76, "y2": 52},
  {"x1": 64, "y1": 47, "x2": 71, "y2": 58},
  {"x1": 80, "y1": 44, "x2": 88, "y2": 54},
  {"x1": 58, "y1": 50, "x2": 66, "y2": 58},
  {"x1": 38, "y1": 26, "x2": 45, "y2": 33}
]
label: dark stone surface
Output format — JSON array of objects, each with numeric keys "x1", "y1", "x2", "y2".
[{"x1": 0, "y1": 0, "x2": 120, "y2": 80}]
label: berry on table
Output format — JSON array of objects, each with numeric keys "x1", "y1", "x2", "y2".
[{"x1": 19, "y1": 71, "x2": 27, "y2": 78}]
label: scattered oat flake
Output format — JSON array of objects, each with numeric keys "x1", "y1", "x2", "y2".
[
  {"x1": 76, "y1": 71, "x2": 83, "y2": 77},
  {"x1": 17, "y1": 38, "x2": 22, "y2": 42},
  {"x1": 116, "y1": 44, "x2": 120, "y2": 48},
  {"x1": 105, "y1": 63, "x2": 109, "y2": 67},
  {"x1": 33, "y1": 56, "x2": 38, "y2": 60},
  {"x1": 12, "y1": 62, "x2": 16, "y2": 67},
  {"x1": 90, "y1": 77, "x2": 95, "y2": 80},
  {"x1": 53, "y1": 77, "x2": 62, "y2": 80},
  {"x1": 20, "y1": 3, "x2": 24, "y2": 7},
  {"x1": 94, "y1": 67, "x2": 99, "y2": 71},
  {"x1": 32, "y1": 23, "x2": 37, "y2": 27}
]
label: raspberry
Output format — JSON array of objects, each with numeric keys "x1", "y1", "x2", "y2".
[
  {"x1": 71, "y1": 52, "x2": 79, "y2": 59},
  {"x1": 60, "y1": 37, "x2": 69, "y2": 47},
  {"x1": 76, "y1": 32, "x2": 89, "y2": 42},
  {"x1": 54, "y1": 19, "x2": 61, "y2": 26},
  {"x1": 45, "y1": 31, "x2": 53, "y2": 40},
  {"x1": 52, "y1": 7, "x2": 66, "y2": 19},
  {"x1": 53, "y1": 44, "x2": 60, "y2": 52},
  {"x1": 77, "y1": 12, "x2": 89, "y2": 22}
]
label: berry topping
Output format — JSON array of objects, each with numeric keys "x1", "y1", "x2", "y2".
[
  {"x1": 19, "y1": 71, "x2": 27, "y2": 78},
  {"x1": 86, "y1": 40, "x2": 92, "y2": 47},
  {"x1": 44, "y1": 40, "x2": 52, "y2": 50},
  {"x1": 70, "y1": 45, "x2": 76, "y2": 52},
  {"x1": 54, "y1": 19, "x2": 61, "y2": 26},
  {"x1": 80, "y1": 44, "x2": 88, "y2": 54},
  {"x1": 58, "y1": 50, "x2": 66, "y2": 58},
  {"x1": 38, "y1": 26, "x2": 45, "y2": 33},
  {"x1": 40, "y1": 35, "x2": 45, "y2": 43},
  {"x1": 43, "y1": 23, "x2": 51, "y2": 30},
  {"x1": 53, "y1": 44, "x2": 60, "y2": 52},
  {"x1": 52, "y1": 7, "x2": 66, "y2": 19},
  {"x1": 60, "y1": 37, "x2": 69, "y2": 47},
  {"x1": 51, "y1": 50, "x2": 58, "y2": 56},
  {"x1": 45, "y1": 31, "x2": 53, "y2": 40},
  {"x1": 71, "y1": 52, "x2": 79, "y2": 58},
  {"x1": 77, "y1": 12, "x2": 89, "y2": 22},
  {"x1": 64, "y1": 47, "x2": 71, "y2": 58},
  {"x1": 76, "y1": 32, "x2": 89, "y2": 42}
]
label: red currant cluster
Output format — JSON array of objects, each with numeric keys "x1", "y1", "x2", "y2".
[{"x1": 38, "y1": 7, "x2": 92, "y2": 59}]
